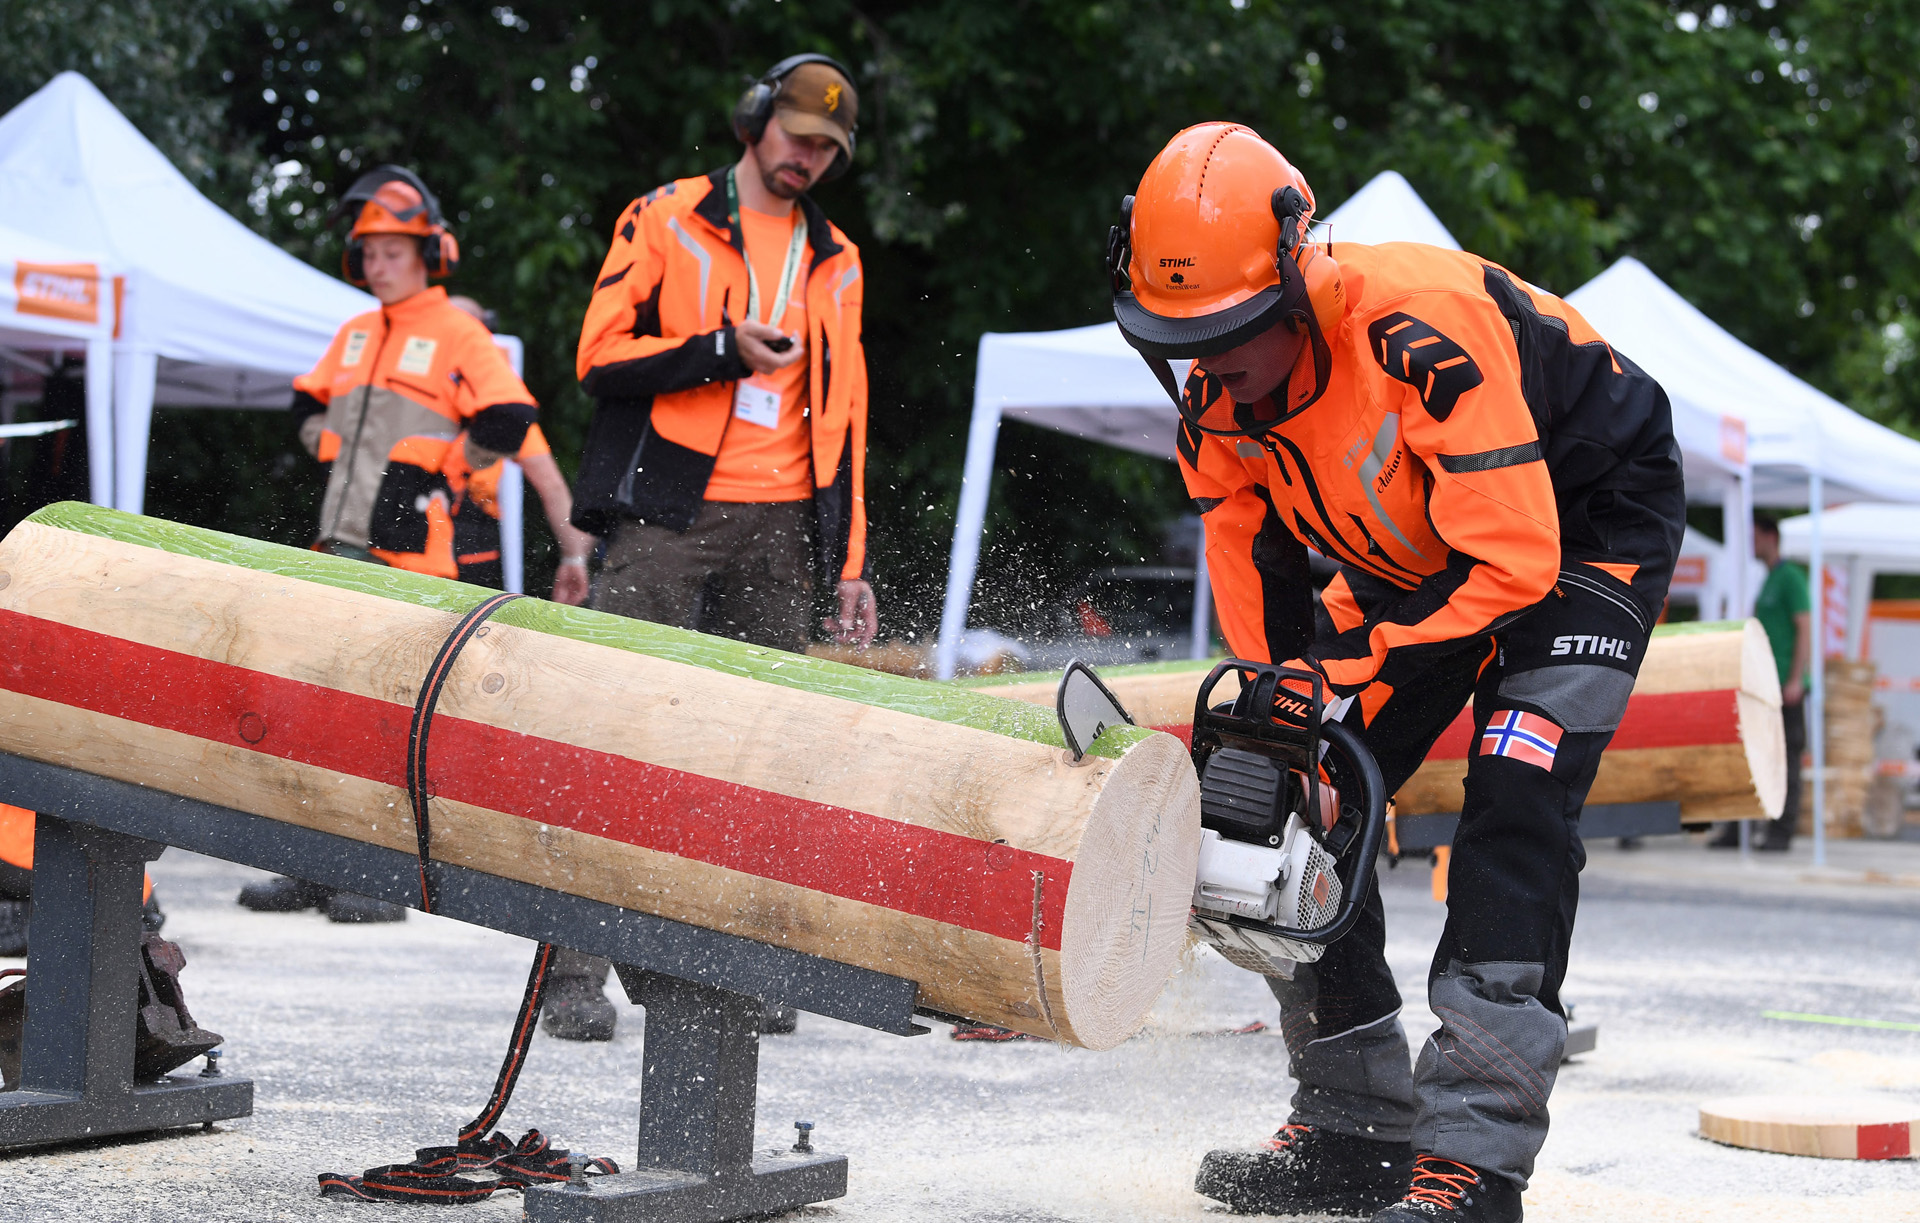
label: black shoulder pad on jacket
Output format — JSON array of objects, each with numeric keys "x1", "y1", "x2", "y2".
[{"x1": 1366, "y1": 312, "x2": 1484, "y2": 422}]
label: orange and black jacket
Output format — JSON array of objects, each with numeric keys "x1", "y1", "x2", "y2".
[
  {"x1": 1181, "y1": 242, "x2": 1682, "y2": 702},
  {"x1": 292, "y1": 287, "x2": 537, "y2": 579},
  {"x1": 573, "y1": 168, "x2": 870, "y2": 583}
]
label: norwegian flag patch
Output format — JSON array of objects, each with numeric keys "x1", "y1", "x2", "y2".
[{"x1": 1478, "y1": 710, "x2": 1563, "y2": 770}]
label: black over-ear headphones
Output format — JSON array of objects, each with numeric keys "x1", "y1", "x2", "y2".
[
  {"x1": 338, "y1": 165, "x2": 461, "y2": 285},
  {"x1": 731, "y1": 53, "x2": 858, "y2": 183}
]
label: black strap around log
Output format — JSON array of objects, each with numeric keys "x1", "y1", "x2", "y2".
[
  {"x1": 407, "y1": 591, "x2": 522, "y2": 915},
  {"x1": 317, "y1": 592, "x2": 619, "y2": 1205}
]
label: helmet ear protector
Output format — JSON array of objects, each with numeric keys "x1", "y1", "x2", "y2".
[
  {"x1": 337, "y1": 165, "x2": 460, "y2": 286},
  {"x1": 1109, "y1": 178, "x2": 1341, "y2": 438},
  {"x1": 731, "y1": 53, "x2": 858, "y2": 183}
]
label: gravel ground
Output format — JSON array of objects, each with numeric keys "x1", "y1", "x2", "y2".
[{"x1": 3, "y1": 833, "x2": 1919, "y2": 1221}]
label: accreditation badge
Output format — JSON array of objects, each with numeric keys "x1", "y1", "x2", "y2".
[{"x1": 732, "y1": 377, "x2": 781, "y2": 429}]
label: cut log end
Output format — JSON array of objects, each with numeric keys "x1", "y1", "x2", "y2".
[{"x1": 1059, "y1": 731, "x2": 1202, "y2": 1051}]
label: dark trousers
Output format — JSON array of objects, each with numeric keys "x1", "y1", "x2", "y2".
[
  {"x1": 1271, "y1": 557, "x2": 1672, "y2": 1187},
  {"x1": 550, "y1": 500, "x2": 815, "y2": 988},
  {"x1": 1768, "y1": 700, "x2": 1806, "y2": 844}
]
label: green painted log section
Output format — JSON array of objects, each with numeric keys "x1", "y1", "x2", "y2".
[{"x1": 26, "y1": 502, "x2": 1142, "y2": 760}]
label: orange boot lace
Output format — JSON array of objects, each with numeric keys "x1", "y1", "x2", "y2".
[
  {"x1": 1403, "y1": 1155, "x2": 1480, "y2": 1208},
  {"x1": 1261, "y1": 1123, "x2": 1315, "y2": 1152}
]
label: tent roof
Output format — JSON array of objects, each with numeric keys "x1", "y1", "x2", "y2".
[
  {"x1": 1316, "y1": 170, "x2": 1460, "y2": 249},
  {"x1": 1567, "y1": 256, "x2": 1920, "y2": 506},
  {"x1": 0, "y1": 220, "x2": 114, "y2": 347},
  {"x1": 0, "y1": 73, "x2": 370, "y2": 402},
  {"x1": 1780, "y1": 503, "x2": 1920, "y2": 573}
]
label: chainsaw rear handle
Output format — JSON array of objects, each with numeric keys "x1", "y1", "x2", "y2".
[{"x1": 1189, "y1": 659, "x2": 1388, "y2": 950}]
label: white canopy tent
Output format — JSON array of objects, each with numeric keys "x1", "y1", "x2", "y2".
[
  {"x1": 0, "y1": 73, "x2": 531, "y2": 588},
  {"x1": 0, "y1": 222, "x2": 116, "y2": 503},
  {"x1": 934, "y1": 174, "x2": 1752, "y2": 677}
]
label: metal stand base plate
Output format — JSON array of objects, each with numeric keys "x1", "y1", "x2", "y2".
[
  {"x1": 0, "y1": 1073, "x2": 254, "y2": 1150},
  {"x1": 527, "y1": 1151, "x2": 847, "y2": 1223}
]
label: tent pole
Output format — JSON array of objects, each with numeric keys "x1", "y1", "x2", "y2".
[
  {"x1": 1845, "y1": 555, "x2": 1872, "y2": 659},
  {"x1": 499, "y1": 460, "x2": 525, "y2": 595},
  {"x1": 1809, "y1": 471, "x2": 1826, "y2": 868},
  {"x1": 83, "y1": 337, "x2": 113, "y2": 507},
  {"x1": 934, "y1": 398, "x2": 1003, "y2": 681},
  {"x1": 1189, "y1": 517, "x2": 1211, "y2": 660},
  {"x1": 110, "y1": 347, "x2": 157, "y2": 515}
]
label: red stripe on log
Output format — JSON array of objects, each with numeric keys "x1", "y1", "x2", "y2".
[
  {"x1": 1154, "y1": 689, "x2": 1742, "y2": 760},
  {"x1": 0, "y1": 609, "x2": 1070, "y2": 948},
  {"x1": 1857, "y1": 1121, "x2": 1910, "y2": 1161}
]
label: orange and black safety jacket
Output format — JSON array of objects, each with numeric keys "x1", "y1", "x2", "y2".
[
  {"x1": 292, "y1": 286, "x2": 538, "y2": 578},
  {"x1": 573, "y1": 168, "x2": 870, "y2": 582},
  {"x1": 1182, "y1": 242, "x2": 1682, "y2": 702}
]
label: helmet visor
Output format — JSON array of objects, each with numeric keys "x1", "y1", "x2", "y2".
[{"x1": 1114, "y1": 283, "x2": 1299, "y2": 360}]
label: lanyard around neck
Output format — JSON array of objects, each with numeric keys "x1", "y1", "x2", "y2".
[{"x1": 727, "y1": 167, "x2": 809, "y2": 328}]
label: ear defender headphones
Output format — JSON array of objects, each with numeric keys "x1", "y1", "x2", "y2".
[
  {"x1": 1271, "y1": 184, "x2": 1345, "y2": 339},
  {"x1": 337, "y1": 165, "x2": 461, "y2": 286},
  {"x1": 730, "y1": 53, "x2": 858, "y2": 183}
]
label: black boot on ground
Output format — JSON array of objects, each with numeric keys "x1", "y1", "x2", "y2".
[
  {"x1": 237, "y1": 875, "x2": 333, "y2": 912},
  {"x1": 0, "y1": 900, "x2": 26, "y2": 957},
  {"x1": 1369, "y1": 1156, "x2": 1524, "y2": 1222},
  {"x1": 541, "y1": 975, "x2": 617, "y2": 1042},
  {"x1": 761, "y1": 1002, "x2": 799, "y2": 1034},
  {"x1": 325, "y1": 891, "x2": 408, "y2": 923},
  {"x1": 142, "y1": 892, "x2": 166, "y2": 934},
  {"x1": 1195, "y1": 1124, "x2": 1414, "y2": 1217}
]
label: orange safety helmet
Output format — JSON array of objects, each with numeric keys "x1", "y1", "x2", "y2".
[
  {"x1": 1109, "y1": 123, "x2": 1344, "y2": 434},
  {"x1": 338, "y1": 166, "x2": 459, "y2": 285}
]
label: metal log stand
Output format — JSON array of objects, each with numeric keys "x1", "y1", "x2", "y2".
[{"x1": 0, "y1": 753, "x2": 927, "y2": 1222}]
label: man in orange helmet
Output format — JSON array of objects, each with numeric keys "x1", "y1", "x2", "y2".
[
  {"x1": 241, "y1": 167, "x2": 551, "y2": 921},
  {"x1": 1111, "y1": 125, "x2": 1683, "y2": 1221}
]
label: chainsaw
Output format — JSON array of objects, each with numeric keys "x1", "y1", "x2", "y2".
[{"x1": 1056, "y1": 659, "x2": 1387, "y2": 979}]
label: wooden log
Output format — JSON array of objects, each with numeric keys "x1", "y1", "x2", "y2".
[
  {"x1": 1699, "y1": 1095, "x2": 1920, "y2": 1160},
  {"x1": 0, "y1": 504, "x2": 1202, "y2": 1050},
  {"x1": 979, "y1": 620, "x2": 1785, "y2": 822}
]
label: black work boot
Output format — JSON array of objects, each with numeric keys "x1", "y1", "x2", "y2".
[
  {"x1": 237, "y1": 875, "x2": 333, "y2": 912},
  {"x1": 761, "y1": 1002, "x2": 799, "y2": 1034},
  {"x1": 325, "y1": 891, "x2": 408, "y2": 923},
  {"x1": 541, "y1": 974, "x2": 617, "y2": 1042},
  {"x1": 1196, "y1": 1124, "x2": 1414, "y2": 1217},
  {"x1": 1370, "y1": 1156, "x2": 1523, "y2": 1222},
  {"x1": 0, "y1": 900, "x2": 26, "y2": 957}
]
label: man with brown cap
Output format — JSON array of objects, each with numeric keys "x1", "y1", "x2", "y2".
[{"x1": 558, "y1": 53, "x2": 876, "y2": 1042}]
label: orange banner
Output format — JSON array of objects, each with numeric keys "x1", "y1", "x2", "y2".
[{"x1": 13, "y1": 260, "x2": 100, "y2": 325}]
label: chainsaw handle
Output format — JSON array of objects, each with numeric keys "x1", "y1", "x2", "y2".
[{"x1": 1255, "y1": 717, "x2": 1388, "y2": 949}]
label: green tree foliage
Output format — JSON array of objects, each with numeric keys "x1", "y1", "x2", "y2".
[{"x1": 3, "y1": 1, "x2": 1918, "y2": 634}]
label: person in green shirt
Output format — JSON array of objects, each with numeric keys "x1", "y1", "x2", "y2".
[{"x1": 1712, "y1": 516, "x2": 1810, "y2": 850}]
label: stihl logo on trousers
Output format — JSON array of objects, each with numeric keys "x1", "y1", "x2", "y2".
[{"x1": 1551, "y1": 634, "x2": 1632, "y2": 660}]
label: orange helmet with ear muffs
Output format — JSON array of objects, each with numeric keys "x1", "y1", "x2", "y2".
[
  {"x1": 1109, "y1": 123, "x2": 1345, "y2": 436},
  {"x1": 337, "y1": 166, "x2": 460, "y2": 285}
]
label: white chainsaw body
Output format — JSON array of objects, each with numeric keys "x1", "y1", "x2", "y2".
[{"x1": 1190, "y1": 815, "x2": 1343, "y2": 978}]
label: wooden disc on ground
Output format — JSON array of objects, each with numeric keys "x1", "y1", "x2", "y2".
[{"x1": 1699, "y1": 1095, "x2": 1920, "y2": 1160}]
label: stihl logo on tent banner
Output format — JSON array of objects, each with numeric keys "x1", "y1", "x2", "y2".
[{"x1": 14, "y1": 262, "x2": 100, "y2": 325}]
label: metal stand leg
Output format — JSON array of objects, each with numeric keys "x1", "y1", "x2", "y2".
[
  {"x1": 0, "y1": 815, "x2": 251, "y2": 1150},
  {"x1": 525, "y1": 969, "x2": 847, "y2": 1223}
]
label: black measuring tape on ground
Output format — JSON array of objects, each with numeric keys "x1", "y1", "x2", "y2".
[{"x1": 320, "y1": 592, "x2": 618, "y2": 1204}]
